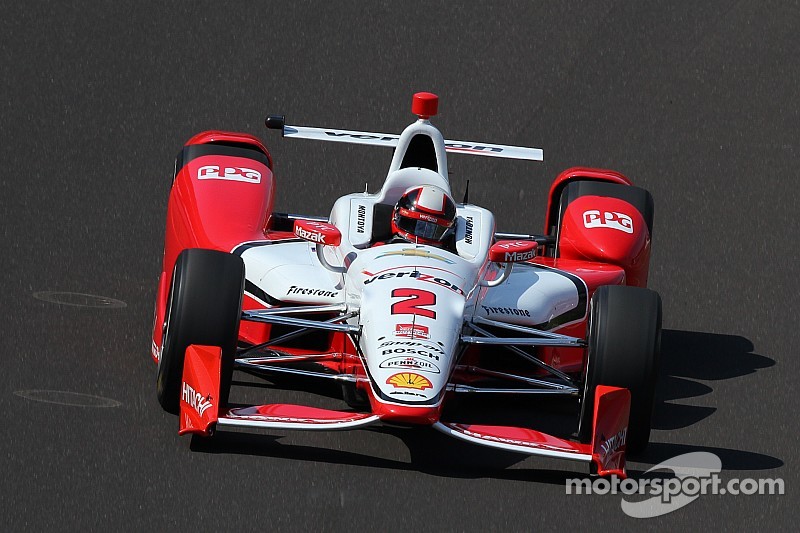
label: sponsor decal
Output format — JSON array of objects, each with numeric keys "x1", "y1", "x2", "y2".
[
  {"x1": 376, "y1": 248, "x2": 455, "y2": 264},
  {"x1": 494, "y1": 240, "x2": 536, "y2": 262},
  {"x1": 505, "y1": 249, "x2": 535, "y2": 262},
  {"x1": 356, "y1": 204, "x2": 366, "y2": 234},
  {"x1": 395, "y1": 323, "x2": 430, "y2": 339},
  {"x1": 197, "y1": 165, "x2": 261, "y2": 184},
  {"x1": 287, "y1": 285, "x2": 339, "y2": 298},
  {"x1": 445, "y1": 143, "x2": 503, "y2": 153},
  {"x1": 583, "y1": 210, "x2": 634, "y2": 234},
  {"x1": 379, "y1": 340, "x2": 446, "y2": 361},
  {"x1": 181, "y1": 382, "x2": 213, "y2": 417},
  {"x1": 386, "y1": 372, "x2": 433, "y2": 391},
  {"x1": 599, "y1": 427, "x2": 627, "y2": 463},
  {"x1": 480, "y1": 305, "x2": 531, "y2": 317},
  {"x1": 363, "y1": 270, "x2": 464, "y2": 295},
  {"x1": 295, "y1": 224, "x2": 329, "y2": 243},
  {"x1": 380, "y1": 356, "x2": 441, "y2": 374},
  {"x1": 464, "y1": 216, "x2": 474, "y2": 245},
  {"x1": 389, "y1": 390, "x2": 427, "y2": 398},
  {"x1": 325, "y1": 131, "x2": 398, "y2": 142},
  {"x1": 418, "y1": 213, "x2": 438, "y2": 222}
]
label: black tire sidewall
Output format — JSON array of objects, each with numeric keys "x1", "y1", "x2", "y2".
[{"x1": 156, "y1": 249, "x2": 244, "y2": 414}]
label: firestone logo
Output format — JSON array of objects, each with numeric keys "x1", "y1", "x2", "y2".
[{"x1": 583, "y1": 210, "x2": 634, "y2": 234}]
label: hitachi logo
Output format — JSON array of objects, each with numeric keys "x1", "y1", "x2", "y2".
[
  {"x1": 182, "y1": 382, "x2": 213, "y2": 417},
  {"x1": 600, "y1": 427, "x2": 627, "y2": 461},
  {"x1": 356, "y1": 204, "x2": 366, "y2": 233},
  {"x1": 464, "y1": 216, "x2": 474, "y2": 244}
]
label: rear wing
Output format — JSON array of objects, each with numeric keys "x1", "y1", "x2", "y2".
[{"x1": 265, "y1": 117, "x2": 543, "y2": 162}]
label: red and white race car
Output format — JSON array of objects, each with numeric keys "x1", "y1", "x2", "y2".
[{"x1": 151, "y1": 92, "x2": 661, "y2": 477}]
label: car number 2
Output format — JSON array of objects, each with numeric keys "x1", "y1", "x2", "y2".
[{"x1": 390, "y1": 288, "x2": 436, "y2": 319}]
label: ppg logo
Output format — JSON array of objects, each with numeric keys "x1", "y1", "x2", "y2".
[
  {"x1": 197, "y1": 165, "x2": 261, "y2": 184},
  {"x1": 583, "y1": 210, "x2": 634, "y2": 234}
]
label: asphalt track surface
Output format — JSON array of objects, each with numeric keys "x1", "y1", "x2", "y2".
[{"x1": 2, "y1": 1, "x2": 797, "y2": 530}]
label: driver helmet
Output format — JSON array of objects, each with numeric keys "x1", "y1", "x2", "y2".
[{"x1": 391, "y1": 185, "x2": 457, "y2": 245}]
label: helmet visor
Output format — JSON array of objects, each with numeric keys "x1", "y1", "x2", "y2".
[{"x1": 395, "y1": 214, "x2": 452, "y2": 242}]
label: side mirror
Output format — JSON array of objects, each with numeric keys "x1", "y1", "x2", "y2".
[
  {"x1": 294, "y1": 220, "x2": 342, "y2": 246},
  {"x1": 482, "y1": 240, "x2": 537, "y2": 287},
  {"x1": 294, "y1": 220, "x2": 345, "y2": 273},
  {"x1": 488, "y1": 240, "x2": 537, "y2": 263}
]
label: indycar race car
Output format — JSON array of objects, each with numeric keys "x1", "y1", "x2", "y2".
[{"x1": 150, "y1": 92, "x2": 661, "y2": 477}]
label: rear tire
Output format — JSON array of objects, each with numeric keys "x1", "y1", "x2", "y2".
[
  {"x1": 577, "y1": 285, "x2": 661, "y2": 454},
  {"x1": 156, "y1": 249, "x2": 244, "y2": 414}
]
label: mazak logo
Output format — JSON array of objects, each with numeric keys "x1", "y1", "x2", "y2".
[
  {"x1": 505, "y1": 250, "x2": 535, "y2": 262},
  {"x1": 395, "y1": 323, "x2": 430, "y2": 339},
  {"x1": 356, "y1": 204, "x2": 367, "y2": 233},
  {"x1": 464, "y1": 216, "x2": 474, "y2": 245},
  {"x1": 181, "y1": 382, "x2": 213, "y2": 417},
  {"x1": 197, "y1": 165, "x2": 261, "y2": 184},
  {"x1": 583, "y1": 210, "x2": 634, "y2": 234}
]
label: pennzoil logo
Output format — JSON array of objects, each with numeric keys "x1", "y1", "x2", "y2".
[
  {"x1": 197, "y1": 165, "x2": 261, "y2": 184},
  {"x1": 386, "y1": 372, "x2": 433, "y2": 390},
  {"x1": 380, "y1": 356, "x2": 441, "y2": 374}
]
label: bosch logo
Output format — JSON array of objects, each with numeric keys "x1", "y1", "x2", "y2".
[
  {"x1": 583, "y1": 210, "x2": 634, "y2": 234},
  {"x1": 197, "y1": 165, "x2": 261, "y2": 184}
]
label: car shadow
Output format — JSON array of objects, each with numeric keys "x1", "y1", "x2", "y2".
[{"x1": 193, "y1": 328, "x2": 781, "y2": 481}]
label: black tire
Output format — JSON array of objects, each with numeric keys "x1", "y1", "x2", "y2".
[
  {"x1": 577, "y1": 285, "x2": 662, "y2": 454},
  {"x1": 156, "y1": 249, "x2": 245, "y2": 414},
  {"x1": 550, "y1": 180, "x2": 654, "y2": 257}
]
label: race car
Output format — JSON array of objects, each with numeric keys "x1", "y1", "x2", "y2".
[{"x1": 150, "y1": 92, "x2": 661, "y2": 478}]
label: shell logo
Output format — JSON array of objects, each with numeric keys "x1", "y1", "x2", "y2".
[{"x1": 386, "y1": 372, "x2": 433, "y2": 390}]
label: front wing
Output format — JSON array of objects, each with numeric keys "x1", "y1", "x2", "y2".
[{"x1": 179, "y1": 344, "x2": 630, "y2": 477}]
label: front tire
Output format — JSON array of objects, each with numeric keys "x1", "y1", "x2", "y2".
[
  {"x1": 577, "y1": 285, "x2": 661, "y2": 454},
  {"x1": 156, "y1": 249, "x2": 244, "y2": 414}
]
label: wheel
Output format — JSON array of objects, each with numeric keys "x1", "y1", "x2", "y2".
[
  {"x1": 577, "y1": 285, "x2": 662, "y2": 454},
  {"x1": 156, "y1": 249, "x2": 244, "y2": 414}
]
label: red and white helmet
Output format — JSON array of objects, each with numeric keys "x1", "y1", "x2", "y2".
[{"x1": 391, "y1": 185, "x2": 457, "y2": 245}]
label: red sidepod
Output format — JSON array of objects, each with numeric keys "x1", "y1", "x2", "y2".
[
  {"x1": 558, "y1": 195, "x2": 651, "y2": 287},
  {"x1": 152, "y1": 132, "x2": 275, "y2": 361}
]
